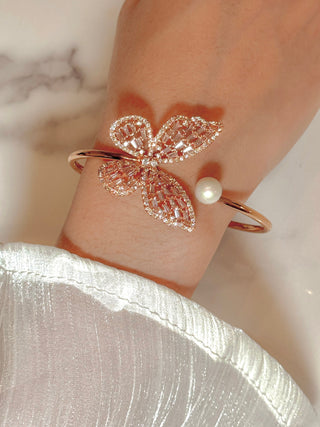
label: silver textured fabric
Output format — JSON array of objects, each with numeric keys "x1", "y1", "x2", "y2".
[{"x1": 0, "y1": 242, "x2": 318, "y2": 427}]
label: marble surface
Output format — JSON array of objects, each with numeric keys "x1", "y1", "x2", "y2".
[{"x1": 0, "y1": 0, "x2": 319, "y2": 419}]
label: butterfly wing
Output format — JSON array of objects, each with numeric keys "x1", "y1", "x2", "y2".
[
  {"x1": 98, "y1": 160, "x2": 142, "y2": 196},
  {"x1": 110, "y1": 115, "x2": 153, "y2": 157},
  {"x1": 141, "y1": 167, "x2": 195, "y2": 232},
  {"x1": 151, "y1": 115, "x2": 223, "y2": 164}
]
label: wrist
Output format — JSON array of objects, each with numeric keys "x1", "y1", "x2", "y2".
[{"x1": 57, "y1": 110, "x2": 260, "y2": 298}]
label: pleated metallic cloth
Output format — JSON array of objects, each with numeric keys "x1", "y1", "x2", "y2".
[{"x1": 0, "y1": 242, "x2": 318, "y2": 426}]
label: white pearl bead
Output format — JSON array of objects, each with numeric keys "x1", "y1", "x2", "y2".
[{"x1": 195, "y1": 177, "x2": 222, "y2": 204}]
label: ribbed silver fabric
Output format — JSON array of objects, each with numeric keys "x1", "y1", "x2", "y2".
[{"x1": 0, "y1": 242, "x2": 318, "y2": 426}]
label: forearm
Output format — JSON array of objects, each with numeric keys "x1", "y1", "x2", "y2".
[{"x1": 56, "y1": 165, "x2": 232, "y2": 298}]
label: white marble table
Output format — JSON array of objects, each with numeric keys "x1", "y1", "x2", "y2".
[{"x1": 1, "y1": 0, "x2": 319, "y2": 418}]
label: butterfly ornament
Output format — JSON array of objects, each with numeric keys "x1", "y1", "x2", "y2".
[{"x1": 97, "y1": 115, "x2": 223, "y2": 232}]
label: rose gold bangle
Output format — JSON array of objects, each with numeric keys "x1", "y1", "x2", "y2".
[{"x1": 68, "y1": 115, "x2": 272, "y2": 233}]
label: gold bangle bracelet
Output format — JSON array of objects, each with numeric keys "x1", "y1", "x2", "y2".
[{"x1": 68, "y1": 147, "x2": 272, "y2": 233}]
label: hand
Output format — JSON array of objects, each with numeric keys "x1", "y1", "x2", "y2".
[{"x1": 99, "y1": 0, "x2": 320, "y2": 190}]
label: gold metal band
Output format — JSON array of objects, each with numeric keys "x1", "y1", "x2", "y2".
[
  {"x1": 68, "y1": 149, "x2": 137, "y2": 173},
  {"x1": 219, "y1": 196, "x2": 272, "y2": 233},
  {"x1": 68, "y1": 149, "x2": 272, "y2": 233}
]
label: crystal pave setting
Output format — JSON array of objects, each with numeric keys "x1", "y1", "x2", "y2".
[{"x1": 98, "y1": 115, "x2": 223, "y2": 232}]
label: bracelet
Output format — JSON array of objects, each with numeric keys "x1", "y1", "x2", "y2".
[{"x1": 68, "y1": 115, "x2": 272, "y2": 233}]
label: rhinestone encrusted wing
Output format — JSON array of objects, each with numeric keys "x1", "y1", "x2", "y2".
[
  {"x1": 151, "y1": 115, "x2": 223, "y2": 164},
  {"x1": 98, "y1": 115, "x2": 223, "y2": 231},
  {"x1": 109, "y1": 115, "x2": 152, "y2": 157},
  {"x1": 98, "y1": 160, "x2": 142, "y2": 196},
  {"x1": 141, "y1": 168, "x2": 195, "y2": 232}
]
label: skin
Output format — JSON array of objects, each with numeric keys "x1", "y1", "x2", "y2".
[{"x1": 57, "y1": 0, "x2": 320, "y2": 298}]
